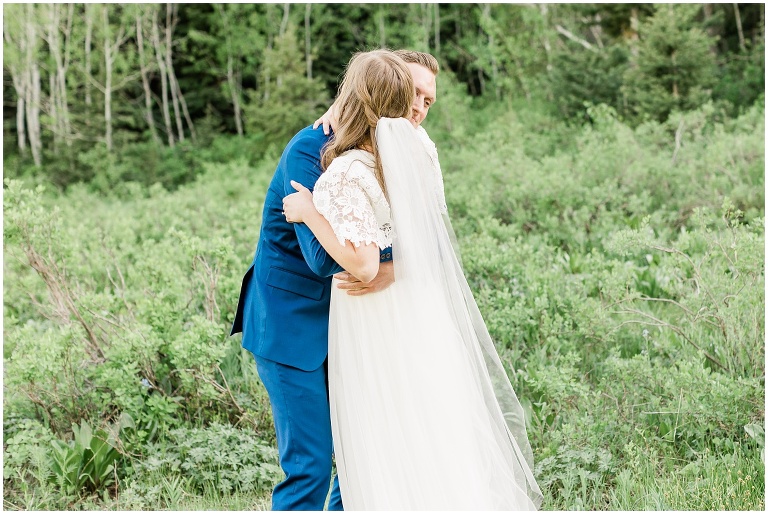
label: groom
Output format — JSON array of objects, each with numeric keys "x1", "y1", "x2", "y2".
[{"x1": 231, "y1": 49, "x2": 440, "y2": 511}]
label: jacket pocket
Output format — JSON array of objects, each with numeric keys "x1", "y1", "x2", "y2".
[{"x1": 265, "y1": 266, "x2": 324, "y2": 301}]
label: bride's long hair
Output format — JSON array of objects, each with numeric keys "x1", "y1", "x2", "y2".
[{"x1": 321, "y1": 50, "x2": 413, "y2": 197}]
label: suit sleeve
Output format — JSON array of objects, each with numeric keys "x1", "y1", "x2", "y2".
[{"x1": 282, "y1": 136, "x2": 345, "y2": 277}]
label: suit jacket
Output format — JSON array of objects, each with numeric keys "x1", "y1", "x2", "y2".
[{"x1": 231, "y1": 126, "x2": 345, "y2": 371}]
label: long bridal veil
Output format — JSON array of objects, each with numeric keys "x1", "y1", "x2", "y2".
[{"x1": 376, "y1": 117, "x2": 543, "y2": 509}]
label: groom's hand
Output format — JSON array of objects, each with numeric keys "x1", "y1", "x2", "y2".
[{"x1": 335, "y1": 261, "x2": 394, "y2": 296}]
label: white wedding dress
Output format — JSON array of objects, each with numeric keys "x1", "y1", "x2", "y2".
[{"x1": 313, "y1": 119, "x2": 542, "y2": 510}]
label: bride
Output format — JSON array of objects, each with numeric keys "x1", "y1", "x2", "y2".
[{"x1": 282, "y1": 49, "x2": 542, "y2": 510}]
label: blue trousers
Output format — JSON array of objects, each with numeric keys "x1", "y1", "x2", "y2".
[{"x1": 255, "y1": 356, "x2": 343, "y2": 511}]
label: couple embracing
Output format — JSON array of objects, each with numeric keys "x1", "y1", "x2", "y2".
[{"x1": 231, "y1": 49, "x2": 542, "y2": 511}]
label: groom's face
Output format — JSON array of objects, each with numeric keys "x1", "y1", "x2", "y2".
[{"x1": 407, "y1": 63, "x2": 437, "y2": 128}]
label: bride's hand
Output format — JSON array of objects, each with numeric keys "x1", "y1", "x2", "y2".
[
  {"x1": 283, "y1": 180, "x2": 315, "y2": 223},
  {"x1": 312, "y1": 102, "x2": 339, "y2": 135}
]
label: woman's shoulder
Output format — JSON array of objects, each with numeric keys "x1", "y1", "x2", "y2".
[
  {"x1": 316, "y1": 150, "x2": 381, "y2": 197},
  {"x1": 324, "y1": 149, "x2": 375, "y2": 180}
]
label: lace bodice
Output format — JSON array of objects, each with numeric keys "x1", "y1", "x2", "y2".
[
  {"x1": 313, "y1": 150, "x2": 393, "y2": 250},
  {"x1": 313, "y1": 130, "x2": 447, "y2": 249}
]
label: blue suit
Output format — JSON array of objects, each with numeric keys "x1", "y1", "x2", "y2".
[
  {"x1": 233, "y1": 126, "x2": 343, "y2": 372},
  {"x1": 232, "y1": 126, "x2": 383, "y2": 510},
  {"x1": 231, "y1": 126, "x2": 342, "y2": 510}
]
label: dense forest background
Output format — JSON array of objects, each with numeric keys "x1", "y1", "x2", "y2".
[
  {"x1": 3, "y1": 3, "x2": 765, "y2": 511},
  {"x1": 2, "y1": 3, "x2": 765, "y2": 186}
]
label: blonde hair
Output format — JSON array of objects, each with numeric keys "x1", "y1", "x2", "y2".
[
  {"x1": 321, "y1": 50, "x2": 413, "y2": 197},
  {"x1": 393, "y1": 49, "x2": 439, "y2": 76}
]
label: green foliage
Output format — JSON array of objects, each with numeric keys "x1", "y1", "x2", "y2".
[
  {"x1": 2, "y1": 157, "x2": 274, "y2": 446},
  {"x1": 608, "y1": 442, "x2": 764, "y2": 510},
  {"x1": 713, "y1": 38, "x2": 766, "y2": 115},
  {"x1": 421, "y1": 69, "x2": 474, "y2": 145},
  {"x1": 3, "y1": 92, "x2": 764, "y2": 510},
  {"x1": 472, "y1": 4, "x2": 551, "y2": 100},
  {"x1": 2, "y1": 419, "x2": 60, "y2": 510},
  {"x1": 244, "y1": 23, "x2": 329, "y2": 153},
  {"x1": 4, "y1": 3, "x2": 764, "y2": 189},
  {"x1": 550, "y1": 45, "x2": 629, "y2": 121},
  {"x1": 606, "y1": 210, "x2": 764, "y2": 379},
  {"x1": 3, "y1": 419, "x2": 56, "y2": 482},
  {"x1": 119, "y1": 423, "x2": 280, "y2": 508},
  {"x1": 439, "y1": 99, "x2": 763, "y2": 509},
  {"x1": 2, "y1": 417, "x2": 132, "y2": 505},
  {"x1": 622, "y1": 4, "x2": 718, "y2": 122},
  {"x1": 49, "y1": 418, "x2": 130, "y2": 496}
]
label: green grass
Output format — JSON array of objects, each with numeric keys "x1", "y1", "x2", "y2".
[{"x1": 608, "y1": 445, "x2": 764, "y2": 511}]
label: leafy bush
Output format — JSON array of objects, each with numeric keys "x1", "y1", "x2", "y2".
[
  {"x1": 119, "y1": 423, "x2": 280, "y2": 508},
  {"x1": 49, "y1": 418, "x2": 132, "y2": 496},
  {"x1": 3, "y1": 98, "x2": 763, "y2": 510},
  {"x1": 2, "y1": 158, "x2": 274, "y2": 440}
]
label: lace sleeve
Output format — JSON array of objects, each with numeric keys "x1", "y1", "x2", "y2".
[{"x1": 313, "y1": 164, "x2": 380, "y2": 248}]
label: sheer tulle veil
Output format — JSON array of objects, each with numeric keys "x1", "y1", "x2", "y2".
[{"x1": 376, "y1": 117, "x2": 543, "y2": 508}]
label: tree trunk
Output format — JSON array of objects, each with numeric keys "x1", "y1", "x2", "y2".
[
  {"x1": 29, "y1": 64, "x2": 43, "y2": 166},
  {"x1": 60, "y1": 3, "x2": 74, "y2": 142},
  {"x1": 166, "y1": 3, "x2": 184, "y2": 142},
  {"x1": 49, "y1": 73, "x2": 59, "y2": 148},
  {"x1": 103, "y1": 7, "x2": 113, "y2": 151},
  {"x1": 590, "y1": 15, "x2": 605, "y2": 50},
  {"x1": 46, "y1": 4, "x2": 66, "y2": 148},
  {"x1": 434, "y1": 3, "x2": 440, "y2": 56},
  {"x1": 136, "y1": 12, "x2": 161, "y2": 145},
  {"x1": 671, "y1": 48, "x2": 679, "y2": 100},
  {"x1": 152, "y1": 7, "x2": 175, "y2": 147},
  {"x1": 263, "y1": 4, "x2": 276, "y2": 101},
  {"x1": 702, "y1": 4, "x2": 721, "y2": 54},
  {"x1": 169, "y1": 67, "x2": 197, "y2": 142},
  {"x1": 420, "y1": 3, "x2": 431, "y2": 51},
  {"x1": 275, "y1": 3, "x2": 291, "y2": 89},
  {"x1": 25, "y1": 4, "x2": 42, "y2": 166},
  {"x1": 555, "y1": 24, "x2": 597, "y2": 52},
  {"x1": 733, "y1": 4, "x2": 746, "y2": 52},
  {"x1": 538, "y1": 3, "x2": 552, "y2": 73},
  {"x1": 628, "y1": 8, "x2": 640, "y2": 57},
  {"x1": 702, "y1": 4, "x2": 716, "y2": 36},
  {"x1": 227, "y1": 55, "x2": 243, "y2": 136},
  {"x1": 16, "y1": 96, "x2": 27, "y2": 153},
  {"x1": 168, "y1": 4, "x2": 197, "y2": 142},
  {"x1": 377, "y1": 7, "x2": 386, "y2": 48},
  {"x1": 47, "y1": 5, "x2": 59, "y2": 144},
  {"x1": 305, "y1": 3, "x2": 312, "y2": 80},
  {"x1": 84, "y1": 4, "x2": 93, "y2": 107},
  {"x1": 279, "y1": 3, "x2": 290, "y2": 36},
  {"x1": 215, "y1": 4, "x2": 242, "y2": 137},
  {"x1": 481, "y1": 4, "x2": 500, "y2": 99},
  {"x1": 5, "y1": 7, "x2": 28, "y2": 154}
]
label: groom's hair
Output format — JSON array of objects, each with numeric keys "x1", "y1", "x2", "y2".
[{"x1": 393, "y1": 50, "x2": 439, "y2": 76}]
